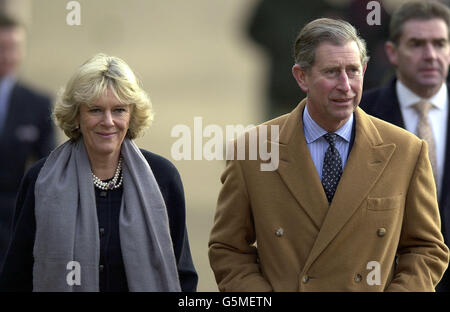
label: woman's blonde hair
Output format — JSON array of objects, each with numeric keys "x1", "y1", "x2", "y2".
[{"x1": 54, "y1": 53, "x2": 153, "y2": 140}]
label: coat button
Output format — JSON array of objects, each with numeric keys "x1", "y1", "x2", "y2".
[
  {"x1": 99, "y1": 227, "x2": 105, "y2": 237},
  {"x1": 302, "y1": 275, "x2": 310, "y2": 284},
  {"x1": 275, "y1": 228, "x2": 284, "y2": 237},
  {"x1": 377, "y1": 228, "x2": 386, "y2": 237},
  {"x1": 354, "y1": 274, "x2": 362, "y2": 282},
  {"x1": 99, "y1": 264, "x2": 104, "y2": 273}
]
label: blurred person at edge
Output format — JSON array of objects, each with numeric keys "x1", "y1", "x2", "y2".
[
  {"x1": 360, "y1": 0, "x2": 450, "y2": 291},
  {"x1": 0, "y1": 53, "x2": 198, "y2": 292},
  {"x1": 0, "y1": 14, "x2": 55, "y2": 270},
  {"x1": 209, "y1": 18, "x2": 448, "y2": 291}
]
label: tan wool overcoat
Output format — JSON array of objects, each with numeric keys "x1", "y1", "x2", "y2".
[{"x1": 209, "y1": 99, "x2": 449, "y2": 291}]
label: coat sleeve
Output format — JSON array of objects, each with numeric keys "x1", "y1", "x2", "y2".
[
  {"x1": 386, "y1": 140, "x2": 449, "y2": 291},
  {"x1": 0, "y1": 161, "x2": 41, "y2": 291},
  {"x1": 164, "y1": 167, "x2": 198, "y2": 292},
  {"x1": 208, "y1": 158, "x2": 273, "y2": 292},
  {"x1": 145, "y1": 150, "x2": 198, "y2": 292}
]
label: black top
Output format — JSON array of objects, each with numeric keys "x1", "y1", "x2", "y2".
[
  {"x1": 95, "y1": 181, "x2": 128, "y2": 292},
  {"x1": 0, "y1": 149, "x2": 198, "y2": 292}
]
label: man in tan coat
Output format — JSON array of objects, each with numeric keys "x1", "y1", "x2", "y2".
[{"x1": 208, "y1": 18, "x2": 449, "y2": 291}]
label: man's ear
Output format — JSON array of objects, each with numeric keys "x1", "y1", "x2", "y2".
[
  {"x1": 384, "y1": 41, "x2": 398, "y2": 66},
  {"x1": 292, "y1": 64, "x2": 309, "y2": 93}
]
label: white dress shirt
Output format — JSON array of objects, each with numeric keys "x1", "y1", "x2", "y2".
[{"x1": 396, "y1": 80, "x2": 448, "y2": 195}]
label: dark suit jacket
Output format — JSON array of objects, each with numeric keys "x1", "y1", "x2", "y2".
[
  {"x1": 0, "y1": 149, "x2": 198, "y2": 292},
  {"x1": 360, "y1": 79, "x2": 450, "y2": 291},
  {"x1": 0, "y1": 82, "x2": 56, "y2": 268}
]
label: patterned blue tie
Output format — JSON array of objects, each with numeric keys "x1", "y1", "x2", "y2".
[{"x1": 322, "y1": 133, "x2": 343, "y2": 203}]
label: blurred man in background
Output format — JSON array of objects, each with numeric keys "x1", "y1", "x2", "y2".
[
  {"x1": 360, "y1": 0, "x2": 450, "y2": 291},
  {"x1": 0, "y1": 14, "x2": 55, "y2": 269}
]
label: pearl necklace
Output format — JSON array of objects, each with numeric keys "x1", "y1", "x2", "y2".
[{"x1": 92, "y1": 157, "x2": 123, "y2": 190}]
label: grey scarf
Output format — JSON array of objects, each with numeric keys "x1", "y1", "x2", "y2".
[{"x1": 33, "y1": 138, "x2": 181, "y2": 292}]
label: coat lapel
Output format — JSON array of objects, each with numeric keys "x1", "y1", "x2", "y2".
[
  {"x1": 363, "y1": 78, "x2": 405, "y2": 128},
  {"x1": 369, "y1": 80, "x2": 449, "y2": 240},
  {"x1": 380, "y1": 79, "x2": 405, "y2": 128},
  {"x1": 301, "y1": 107, "x2": 396, "y2": 271},
  {"x1": 274, "y1": 99, "x2": 329, "y2": 229}
]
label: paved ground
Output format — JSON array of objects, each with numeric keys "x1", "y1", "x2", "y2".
[{"x1": 21, "y1": 0, "x2": 268, "y2": 291}]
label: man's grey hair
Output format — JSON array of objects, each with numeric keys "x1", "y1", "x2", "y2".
[
  {"x1": 293, "y1": 18, "x2": 369, "y2": 72},
  {"x1": 389, "y1": 0, "x2": 450, "y2": 44}
]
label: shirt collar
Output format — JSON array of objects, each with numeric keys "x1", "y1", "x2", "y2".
[
  {"x1": 303, "y1": 103, "x2": 353, "y2": 144},
  {"x1": 396, "y1": 79, "x2": 447, "y2": 110}
]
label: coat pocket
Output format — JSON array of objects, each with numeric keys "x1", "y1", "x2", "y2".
[{"x1": 366, "y1": 194, "x2": 404, "y2": 211}]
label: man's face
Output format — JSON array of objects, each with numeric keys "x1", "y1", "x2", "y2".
[
  {"x1": 386, "y1": 18, "x2": 450, "y2": 98},
  {"x1": 0, "y1": 26, "x2": 24, "y2": 77},
  {"x1": 293, "y1": 41, "x2": 366, "y2": 132}
]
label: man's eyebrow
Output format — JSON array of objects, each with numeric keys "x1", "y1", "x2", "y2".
[
  {"x1": 407, "y1": 37, "x2": 425, "y2": 43},
  {"x1": 433, "y1": 38, "x2": 449, "y2": 43},
  {"x1": 321, "y1": 65, "x2": 339, "y2": 70},
  {"x1": 321, "y1": 64, "x2": 360, "y2": 70},
  {"x1": 407, "y1": 37, "x2": 448, "y2": 43}
]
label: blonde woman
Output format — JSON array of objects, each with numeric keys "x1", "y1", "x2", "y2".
[{"x1": 0, "y1": 54, "x2": 197, "y2": 292}]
